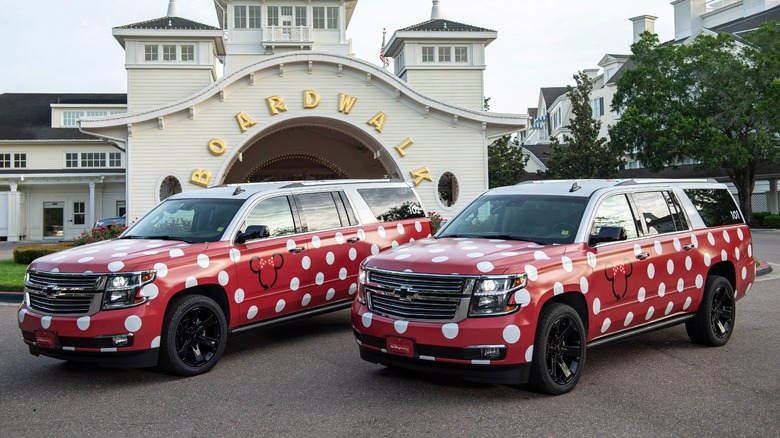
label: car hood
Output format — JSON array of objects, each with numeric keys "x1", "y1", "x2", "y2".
[
  {"x1": 29, "y1": 238, "x2": 203, "y2": 274},
  {"x1": 365, "y1": 237, "x2": 568, "y2": 275}
]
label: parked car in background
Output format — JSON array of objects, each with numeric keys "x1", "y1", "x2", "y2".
[
  {"x1": 94, "y1": 216, "x2": 126, "y2": 229},
  {"x1": 19, "y1": 180, "x2": 430, "y2": 376},
  {"x1": 352, "y1": 179, "x2": 755, "y2": 394}
]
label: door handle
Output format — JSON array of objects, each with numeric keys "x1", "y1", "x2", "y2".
[
  {"x1": 288, "y1": 246, "x2": 305, "y2": 254},
  {"x1": 636, "y1": 252, "x2": 650, "y2": 260},
  {"x1": 347, "y1": 237, "x2": 361, "y2": 243},
  {"x1": 683, "y1": 244, "x2": 695, "y2": 251}
]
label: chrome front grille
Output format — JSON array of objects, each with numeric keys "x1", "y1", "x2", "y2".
[
  {"x1": 366, "y1": 270, "x2": 471, "y2": 322},
  {"x1": 25, "y1": 270, "x2": 106, "y2": 316}
]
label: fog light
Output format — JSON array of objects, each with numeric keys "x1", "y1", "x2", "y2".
[
  {"x1": 112, "y1": 335, "x2": 130, "y2": 347},
  {"x1": 480, "y1": 347, "x2": 501, "y2": 359}
]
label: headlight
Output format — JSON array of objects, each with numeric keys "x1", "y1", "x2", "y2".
[
  {"x1": 357, "y1": 267, "x2": 367, "y2": 304},
  {"x1": 469, "y1": 275, "x2": 527, "y2": 317},
  {"x1": 102, "y1": 271, "x2": 156, "y2": 310}
]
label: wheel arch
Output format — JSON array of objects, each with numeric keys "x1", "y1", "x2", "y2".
[
  {"x1": 537, "y1": 291, "x2": 590, "y2": 338},
  {"x1": 708, "y1": 261, "x2": 736, "y2": 290},
  {"x1": 170, "y1": 284, "x2": 232, "y2": 326}
]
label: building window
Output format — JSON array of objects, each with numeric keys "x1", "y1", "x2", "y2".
[
  {"x1": 86, "y1": 110, "x2": 108, "y2": 117},
  {"x1": 591, "y1": 97, "x2": 604, "y2": 117},
  {"x1": 109, "y1": 152, "x2": 122, "y2": 167},
  {"x1": 438, "y1": 47, "x2": 451, "y2": 62},
  {"x1": 74, "y1": 202, "x2": 86, "y2": 225},
  {"x1": 234, "y1": 5, "x2": 247, "y2": 28},
  {"x1": 63, "y1": 111, "x2": 84, "y2": 127},
  {"x1": 295, "y1": 6, "x2": 307, "y2": 26},
  {"x1": 327, "y1": 7, "x2": 339, "y2": 29},
  {"x1": 437, "y1": 172, "x2": 459, "y2": 207},
  {"x1": 14, "y1": 153, "x2": 26, "y2": 168},
  {"x1": 81, "y1": 152, "x2": 106, "y2": 168},
  {"x1": 313, "y1": 6, "x2": 338, "y2": 29},
  {"x1": 312, "y1": 7, "x2": 324, "y2": 29},
  {"x1": 116, "y1": 201, "x2": 126, "y2": 217},
  {"x1": 145, "y1": 45, "x2": 159, "y2": 61},
  {"x1": 455, "y1": 47, "x2": 468, "y2": 62},
  {"x1": 606, "y1": 67, "x2": 617, "y2": 81},
  {"x1": 0, "y1": 153, "x2": 10, "y2": 168},
  {"x1": 248, "y1": 6, "x2": 262, "y2": 28},
  {"x1": 160, "y1": 176, "x2": 182, "y2": 201},
  {"x1": 181, "y1": 45, "x2": 194, "y2": 61},
  {"x1": 163, "y1": 45, "x2": 177, "y2": 61},
  {"x1": 422, "y1": 47, "x2": 435, "y2": 62},
  {"x1": 268, "y1": 6, "x2": 279, "y2": 26},
  {"x1": 65, "y1": 153, "x2": 79, "y2": 168}
]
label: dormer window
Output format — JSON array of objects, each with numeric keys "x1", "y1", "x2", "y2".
[
  {"x1": 145, "y1": 45, "x2": 159, "y2": 61},
  {"x1": 313, "y1": 6, "x2": 339, "y2": 29},
  {"x1": 438, "y1": 47, "x2": 451, "y2": 62},
  {"x1": 235, "y1": 5, "x2": 261, "y2": 29},
  {"x1": 163, "y1": 45, "x2": 177, "y2": 61}
]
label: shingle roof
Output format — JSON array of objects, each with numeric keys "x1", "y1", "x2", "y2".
[
  {"x1": 114, "y1": 16, "x2": 219, "y2": 30},
  {"x1": 0, "y1": 93, "x2": 126, "y2": 141},
  {"x1": 712, "y1": 4, "x2": 780, "y2": 38},
  {"x1": 541, "y1": 87, "x2": 569, "y2": 109},
  {"x1": 399, "y1": 19, "x2": 494, "y2": 33}
]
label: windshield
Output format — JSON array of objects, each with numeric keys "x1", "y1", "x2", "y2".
[
  {"x1": 123, "y1": 198, "x2": 245, "y2": 244},
  {"x1": 438, "y1": 194, "x2": 588, "y2": 245}
]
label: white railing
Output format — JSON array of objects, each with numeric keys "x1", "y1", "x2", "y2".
[
  {"x1": 705, "y1": 0, "x2": 741, "y2": 13},
  {"x1": 265, "y1": 26, "x2": 312, "y2": 43}
]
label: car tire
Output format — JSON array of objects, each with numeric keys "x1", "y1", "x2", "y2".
[
  {"x1": 685, "y1": 275, "x2": 735, "y2": 347},
  {"x1": 159, "y1": 294, "x2": 227, "y2": 377},
  {"x1": 528, "y1": 303, "x2": 586, "y2": 395}
]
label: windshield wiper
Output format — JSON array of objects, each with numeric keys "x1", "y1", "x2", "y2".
[
  {"x1": 123, "y1": 235, "x2": 195, "y2": 243},
  {"x1": 493, "y1": 235, "x2": 549, "y2": 245}
]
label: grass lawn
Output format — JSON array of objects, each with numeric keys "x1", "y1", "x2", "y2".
[{"x1": 0, "y1": 259, "x2": 27, "y2": 292}]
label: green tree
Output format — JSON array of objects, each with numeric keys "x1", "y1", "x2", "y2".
[
  {"x1": 488, "y1": 135, "x2": 528, "y2": 188},
  {"x1": 542, "y1": 71, "x2": 624, "y2": 179},
  {"x1": 610, "y1": 22, "x2": 780, "y2": 224}
]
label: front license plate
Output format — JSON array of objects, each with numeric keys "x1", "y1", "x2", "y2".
[
  {"x1": 387, "y1": 336, "x2": 415, "y2": 358},
  {"x1": 35, "y1": 330, "x2": 58, "y2": 349}
]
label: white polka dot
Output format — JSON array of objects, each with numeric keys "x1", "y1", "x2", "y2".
[
  {"x1": 185, "y1": 277, "x2": 198, "y2": 288},
  {"x1": 349, "y1": 248, "x2": 358, "y2": 260},
  {"x1": 397, "y1": 223, "x2": 405, "y2": 234},
  {"x1": 125, "y1": 315, "x2": 142, "y2": 332},
  {"x1": 685, "y1": 256, "x2": 692, "y2": 271},
  {"x1": 601, "y1": 318, "x2": 611, "y2": 333},
  {"x1": 218, "y1": 271, "x2": 229, "y2": 286},
  {"x1": 561, "y1": 256, "x2": 573, "y2": 273},
  {"x1": 349, "y1": 283, "x2": 357, "y2": 295},
  {"x1": 302, "y1": 294, "x2": 311, "y2": 306},
  {"x1": 79, "y1": 257, "x2": 95, "y2": 263},
  {"x1": 525, "y1": 265, "x2": 538, "y2": 281},
  {"x1": 315, "y1": 273, "x2": 324, "y2": 285},
  {"x1": 683, "y1": 297, "x2": 693, "y2": 310},
  {"x1": 415, "y1": 221, "x2": 423, "y2": 232},
  {"x1": 18, "y1": 309, "x2": 27, "y2": 323},
  {"x1": 501, "y1": 252, "x2": 520, "y2": 257},
  {"x1": 111, "y1": 252, "x2": 128, "y2": 258},
  {"x1": 275, "y1": 300, "x2": 286, "y2": 313},
  {"x1": 467, "y1": 252, "x2": 484, "y2": 258},
  {"x1": 646, "y1": 306, "x2": 655, "y2": 320},
  {"x1": 143, "y1": 251, "x2": 159, "y2": 256},
  {"x1": 432, "y1": 256, "x2": 449, "y2": 263},
  {"x1": 234, "y1": 288, "x2": 245, "y2": 303},
  {"x1": 525, "y1": 346, "x2": 534, "y2": 362},
  {"x1": 634, "y1": 244, "x2": 643, "y2": 258},
  {"x1": 77, "y1": 316, "x2": 90, "y2": 331},
  {"x1": 673, "y1": 238, "x2": 682, "y2": 252},
  {"x1": 362, "y1": 312, "x2": 373, "y2": 328},
  {"x1": 429, "y1": 248, "x2": 446, "y2": 253},
  {"x1": 495, "y1": 244, "x2": 512, "y2": 249},
  {"x1": 286, "y1": 240, "x2": 297, "y2": 251},
  {"x1": 667, "y1": 259, "x2": 675, "y2": 275},
  {"x1": 83, "y1": 249, "x2": 100, "y2": 254},
  {"x1": 154, "y1": 263, "x2": 168, "y2": 277},
  {"x1": 704, "y1": 252, "x2": 712, "y2": 267},
  {"x1": 151, "y1": 336, "x2": 161, "y2": 348},
  {"x1": 737, "y1": 228, "x2": 744, "y2": 241},
  {"x1": 741, "y1": 266, "x2": 747, "y2": 280},
  {"x1": 553, "y1": 282, "x2": 564, "y2": 295},
  {"x1": 344, "y1": 232, "x2": 353, "y2": 243},
  {"x1": 624, "y1": 312, "x2": 634, "y2": 326},
  {"x1": 722, "y1": 230, "x2": 730, "y2": 243},
  {"x1": 462, "y1": 246, "x2": 479, "y2": 250},
  {"x1": 658, "y1": 283, "x2": 666, "y2": 297},
  {"x1": 395, "y1": 253, "x2": 412, "y2": 260},
  {"x1": 52, "y1": 268, "x2": 60, "y2": 273},
  {"x1": 377, "y1": 226, "x2": 386, "y2": 238},
  {"x1": 477, "y1": 261, "x2": 494, "y2": 273},
  {"x1": 169, "y1": 248, "x2": 184, "y2": 258},
  {"x1": 302, "y1": 256, "x2": 311, "y2": 270},
  {"x1": 442, "y1": 323, "x2": 459, "y2": 339},
  {"x1": 531, "y1": 251, "x2": 549, "y2": 261},
  {"x1": 247, "y1": 306, "x2": 258, "y2": 319},
  {"x1": 721, "y1": 250, "x2": 728, "y2": 261},
  {"x1": 503, "y1": 325, "x2": 521, "y2": 344},
  {"x1": 394, "y1": 320, "x2": 408, "y2": 334},
  {"x1": 51, "y1": 255, "x2": 67, "y2": 261},
  {"x1": 339, "y1": 268, "x2": 347, "y2": 280},
  {"x1": 735, "y1": 247, "x2": 741, "y2": 260},
  {"x1": 41, "y1": 316, "x2": 52, "y2": 329},
  {"x1": 106, "y1": 261, "x2": 123, "y2": 272},
  {"x1": 230, "y1": 248, "x2": 241, "y2": 262},
  {"x1": 665, "y1": 301, "x2": 674, "y2": 315},
  {"x1": 695, "y1": 274, "x2": 703, "y2": 289},
  {"x1": 371, "y1": 244, "x2": 380, "y2": 255},
  {"x1": 514, "y1": 290, "x2": 531, "y2": 307},
  {"x1": 312, "y1": 235, "x2": 321, "y2": 248},
  {"x1": 691, "y1": 234, "x2": 699, "y2": 247},
  {"x1": 708, "y1": 232, "x2": 715, "y2": 246},
  {"x1": 489, "y1": 239, "x2": 506, "y2": 243},
  {"x1": 326, "y1": 252, "x2": 335, "y2": 265},
  {"x1": 638, "y1": 287, "x2": 646, "y2": 302},
  {"x1": 593, "y1": 298, "x2": 601, "y2": 315},
  {"x1": 327, "y1": 288, "x2": 336, "y2": 300},
  {"x1": 647, "y1": 263, "x2": 655, "y2": 279},
  {"x1": 587, "y1": 252, "x2": 597, "y2": 268},
  {"x1": 654, "y1": 241, "x2": 663, "y2": 255},
  {"x1": 141, "y1": 283, "x2": 159, "y2": 299},
  {"x1": 748, "y1": 244, "x2": 753, "y2": 257},
  {"x1": 676, "y1": 278, "x2": 684, "y2": 292},
  {"x1": 290, "y1": 277, "x2": 300, "y2": 291}
]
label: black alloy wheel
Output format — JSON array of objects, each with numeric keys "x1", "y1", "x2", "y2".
[
  {"x1": 528, "y1": 303, "x2": 586, "y2": 395},
  {"x1": 159, "y1": 294, "x2": 227, "y2": 376},
  {"x1": 686, "y1": 275, "x2": 735, "y2": 347}
]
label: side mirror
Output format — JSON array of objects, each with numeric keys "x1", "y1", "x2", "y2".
[
  {"x1": 589, "y1": 226, "x2": 627, "y2": 246},
  {"x1": 235, "y1": 225, "x2": 270, "y2": 244}
]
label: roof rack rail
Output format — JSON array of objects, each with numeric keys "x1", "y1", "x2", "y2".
[{"x1": 615, "y1": 178, "x2": 718, "y2": 186}]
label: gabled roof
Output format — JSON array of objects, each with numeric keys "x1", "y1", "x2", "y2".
[
  {"x1": 527, "y1": 108, "x2": 538, "y2": 118},
  {"x1": 399, "y1": 19, "x2": 494, "y2": 33},
  {"x1": 114, "y1": 16, "x2": 219, "y2": 31},
  {"x1": 541, "y1": 87, "x2": 568, "y2": 110},
  {"x1": 606, "y1": 58, "x2": 635, "y2": 85},
  {"x1": 711, "y1": 5, "x2": 780, "y2": 39},
  {"x1": 0, "y1": 93, "x2": 126, "y2": 141}
]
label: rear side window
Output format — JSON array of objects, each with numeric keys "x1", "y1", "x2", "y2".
[
  {"x1": 684, "y1": 189, "x2": 744, "y2": 226},
  {"x1": 357, "y1": 187, "x2": 425, "y2": 222},
  {"x1": 295, "y1": 192, "x2": 343, "y2": 232},
  {"x1": 632, "y1": 191, "x2": 681, "y2": 235}
]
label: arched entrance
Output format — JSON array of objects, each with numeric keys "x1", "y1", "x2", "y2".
[{"x1": 222, "y1": 117, "x2": 400, "y2": 184}]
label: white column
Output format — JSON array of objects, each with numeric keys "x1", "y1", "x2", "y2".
[
  {"x1": 769, "y1": 179, "x2": 779, "y2": 215},
  {"x1": 7, "y1": 182, "x2": 20, "y2": 242},
  {"x1": 88, "y1": 182, "x2": 96, "y2": 228}
]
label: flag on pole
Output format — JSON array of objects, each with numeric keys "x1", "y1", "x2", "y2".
[{"x1": 379, "y1": 28, "x2": 389, "y2": 68}]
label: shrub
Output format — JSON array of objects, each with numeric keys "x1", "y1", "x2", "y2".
[
  {"x1": 74, "y1": 225, "x2": 126, "y2": 246},
  {"x1": 13, "y1": 243, "x2": 74, "y2": 265},
  {"x1": 753, "y1": 211, "x2": 770, "y2": 224},
  {"x1": 427, "y1": 211, "x2": 444, "y2": 234},
  {"x1": 762, "y1": 214, "x2": 780, "y2": 229}
]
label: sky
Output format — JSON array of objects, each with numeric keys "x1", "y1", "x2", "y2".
[{"x1": 0, "y1": 0, "x2": 675, "y2": 114}]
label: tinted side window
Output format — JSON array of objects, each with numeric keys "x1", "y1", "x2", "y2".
[
  {"x1": 296, "y1": 192, "x2": 343, "y2": 232},
  {"x1": 591, "y1": 194, "x2": 639, "y2": 239},
  {"x1": 684, "y1": 189, "x2": 744, "y2": 226},
  {"x1": 357, "y1": 187, "x2": 425, "y2": 222},
  {"x1": 245, "y1": 196, "x2": 297, "y2": 237},
  {"x1": 632, "y1": 191, "x2": 679, "y2": 235}
]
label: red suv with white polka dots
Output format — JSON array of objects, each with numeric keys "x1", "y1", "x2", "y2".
[
  {"x1": 352, "y1": 179, "x2": 754, "y2": 394},
  {"x1": 18, "y1": 180, "x2": 430, "y2": 376}
]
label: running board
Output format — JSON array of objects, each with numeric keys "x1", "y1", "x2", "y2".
[
  {"x1": 587, "y1": 314, "x2": 696, "y2": 348},
  {"x1": 228, "y1": 301, "x2": 352, "y2": 334}
]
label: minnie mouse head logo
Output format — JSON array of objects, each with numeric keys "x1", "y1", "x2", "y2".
[
  {"x1": 250, "y1": 253, "x2": 285, "y2": 290},
  {"x1": 605, "y1": 258, "x2": 633, "y2": 300}
]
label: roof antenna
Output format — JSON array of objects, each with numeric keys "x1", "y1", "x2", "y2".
[
  {"x1": 569, "y1": 182, "x2": 581, "y2": 193},
  {"x1": 233, "y1": 186, "x2": 245, "y2": 196}
]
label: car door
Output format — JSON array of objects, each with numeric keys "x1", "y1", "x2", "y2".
[{"x1": 233, "y1": 195, "x2": 310, "y2": 325}]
